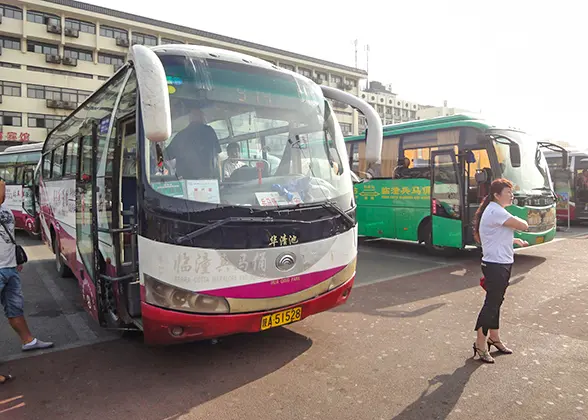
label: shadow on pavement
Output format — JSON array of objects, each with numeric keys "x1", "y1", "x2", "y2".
[
  {"x1": 390, "y1": 358, "x2": 483, "y2": 420},
  {"x1": 1, "y1": 328, "x2": 311, "y2": 420}
]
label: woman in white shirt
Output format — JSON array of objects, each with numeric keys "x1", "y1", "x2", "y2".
[{"x1": 472, "y1": 178, "x2": 529, "y2": 363}]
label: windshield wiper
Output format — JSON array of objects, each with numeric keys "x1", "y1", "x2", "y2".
[
  {"x1": 177, "y1": 216, "x2": 313, "y2": 244},
  {"x1": 276, "y1": 201, "x2": 355, "y2": 229},
  {"x1": 321, "y1": 201, "x2": 356, "y2": 229}
]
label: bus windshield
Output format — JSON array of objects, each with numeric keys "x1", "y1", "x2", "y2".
[
  {"x1": 491, "y1": 130, "x2": 551, "y2": 195},
  {"x1": 145, "y1": 54, "x2": 352, "y2": 209}
]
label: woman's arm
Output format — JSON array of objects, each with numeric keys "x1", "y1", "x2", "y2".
[{"x1": 503, "y1": 216, "x2": 529, "y2": 231}]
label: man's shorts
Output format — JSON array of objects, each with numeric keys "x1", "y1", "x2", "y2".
[{"x1": 0, "y1": 267, "x2": 24, "y2": 318}]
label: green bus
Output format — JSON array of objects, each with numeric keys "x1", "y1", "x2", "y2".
[{"x1": 345, "y1": 114, "x2": 567, "y2": 253}]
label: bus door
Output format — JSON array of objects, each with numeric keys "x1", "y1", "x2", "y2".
[
  {"x1": 430, "y1": 149, "x2": 465, "y2": 248},
  {"x1": 22, "y1": 167, "x2": 39, "y2": 235},
  {"x1": 538, "y1": 142, "x2": 570, "y2": 221},
  {"x1": 76, "y1": 123, "x2": 106, "y2": 326},
  {"x1": 573, "y1": 155, "x2": 588, "y2": 220}
]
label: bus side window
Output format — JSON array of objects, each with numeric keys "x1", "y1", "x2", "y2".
[
  {"x1": 52, "y1": 145, "x2": 65, "y2": 179},
  {"x1": 42, "y1": 152, "x2": 52, "y2": 180},
  {"x1": 64, "y1": 140, "x2": 79, "y2": 177}
]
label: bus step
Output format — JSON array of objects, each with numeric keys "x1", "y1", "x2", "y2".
[{"x1": 99, "y1": 273, "x2": 137, "y2": 283}]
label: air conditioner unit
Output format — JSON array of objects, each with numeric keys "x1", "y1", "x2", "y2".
[
  {"x1": 116, "y1": 37, "x2": 130, "y2": 47},
  {"x1": 62, "y1": 57, "x2": 78, "y2": 67},
  {"x1": 46, "y1": 99, "x2": 59, "y2": 108},
  {"x1": 45, "y1": 54, "x2": 62, "y2": 64},
  {"x1": 64, "y1": 28, "x2": 80, "y2": 38},
  {"x1": 46, "y1": 24, "x2": 62, "y2": 34}
]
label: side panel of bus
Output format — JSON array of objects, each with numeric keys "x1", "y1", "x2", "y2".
[{"x1": 39, "y1": 68, "x2": 137, "y2": 323}]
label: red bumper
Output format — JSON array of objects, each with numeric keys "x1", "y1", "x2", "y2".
[{"x1": 141, "y1": 276, "x2": 355, "y2": 345}]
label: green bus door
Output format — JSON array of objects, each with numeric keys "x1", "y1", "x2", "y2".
[{"x1": 431, "y1": 150, "x2": 464, "y2": 248}]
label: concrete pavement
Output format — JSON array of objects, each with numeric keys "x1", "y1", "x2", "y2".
[{"x1": 1, "y1": 230, "x2": 588, "y2": 419}]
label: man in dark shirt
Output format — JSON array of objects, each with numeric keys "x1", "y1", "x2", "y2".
[{"x1": 165, "y1": 108, "x2": 221, "y2": 179}]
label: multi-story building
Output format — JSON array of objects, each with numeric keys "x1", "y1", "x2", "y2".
[
  {"x1": 416, "y1": 102, "x2": 475, "y2": 120},
  {"x1": 0, "y1": 0, "x2": 367, "y2": 147},
  {"x1": 357, "y1": 81, "x2": 421, "y2": 133}
]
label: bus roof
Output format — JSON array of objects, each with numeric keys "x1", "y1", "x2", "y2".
[{"x1": 345, "y1": 114, "x2": 504, "y2": 142}]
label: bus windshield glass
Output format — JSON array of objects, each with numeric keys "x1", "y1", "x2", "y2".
[
  {"x1": 491, "y1": 130, "x2": 551, "y2": 195},
  {"x1": 145, "y1": 53, "x2": 352, "y2": 209}
]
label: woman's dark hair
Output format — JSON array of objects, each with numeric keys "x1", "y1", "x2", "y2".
[{"x1": 473, "y1": 178, "x2": 514, "y2": 243}]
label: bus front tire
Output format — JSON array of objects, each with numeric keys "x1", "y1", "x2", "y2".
[
  {"x1": 422, "y1": 221, "x2": 458, "y2": 257},
  {"x1": 53, "y1": 236, "x2": 72, "y2": 278}
]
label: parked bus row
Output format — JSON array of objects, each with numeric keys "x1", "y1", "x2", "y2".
[{"x1": 3, "y1": 44, "x2": 578, "y2": 345}]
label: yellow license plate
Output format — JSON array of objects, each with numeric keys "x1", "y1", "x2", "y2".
[
  {"x1": 261, "y1": 307, "x2": 302, "y2": 330},
  {"x1": 536, "y1": 236, "x2": 544, "y2": 244}
]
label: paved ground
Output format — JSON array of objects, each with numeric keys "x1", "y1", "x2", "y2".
[{"x1": 1, "y1": 227, "x2": 588, "y2": 419}]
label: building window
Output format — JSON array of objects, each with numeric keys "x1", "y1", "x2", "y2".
[
  {"x1": 64, "y1": 18, "x2": 95, "y2": 34},
  {"x1": 28, "y1": 113, "x2": 65, "y2": 129},
  {"x1": 27, "y1": 84, "x2": 91, "y2": 103},
  {"x1": 98, "y1": 53, "x2": 125, "y2": 66},
  {"x1": 27, "y1": 41, "x2": 59, "y2": 56},
  {"x1": 279, "y1": 63, "x2": 295, "y2": 71},
  {"x1": 26, "y1": 10, "x2": 60, "y2": 26},
  {"x1": 161, "y1": 38, "x2": 183, "y2": 45},
  {"x1": 27, "y1": 66, "x2": 93, "y2": 79},
  {"x1": 99, "y1": 25, "x2": 128, "y2": 40},
  {"x1": 64, "y1": 47, "x2": 93, "y2": 62},
  {"x1": 345, "y1": 79, "x2": 357, "y2": 87},
  {"x1": 340, "y1": 123, "x2": 352, "y2": 135},
  {"x1": 0, "y1": 81, "x2": 21, "y2": 97},
  {"x1": 0, "y1": 62, "x2": 20, "y2": 69},
  {"x1": 0, "y1": 111, "x2": 22, "y2": 127},
  {"x1": 298, "y1": 67, "x2": 312, "y2": 77},
  {"x1": 98, "y1": 76, "x2": 109, "y2": 81},
  {"x1": 0, "y1": 4, "x2": 23, "y2": 20},
  {"x1": 132, "y1": 32, "x2": 157, "y2": 46},
  {"x1": 331, "y1": 75, "x2": 342, "y2": 83},
  {"x1": 0, "y1": 36, "x2": 20, "y2": 50}
]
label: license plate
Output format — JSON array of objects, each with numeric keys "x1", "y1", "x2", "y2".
[
  {"x1": 261, "y1": 307, "x2": 302, "y2": 331},
  {"x1": 536, "y1": 236, "x2": 544, "y2": 244}
]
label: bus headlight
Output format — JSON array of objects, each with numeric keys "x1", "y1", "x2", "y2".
[{"x1": 144, "y1": 274, "x2": 230, "y2": 314}]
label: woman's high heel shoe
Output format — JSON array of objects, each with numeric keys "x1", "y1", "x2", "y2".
[
  {"x1": 487, "y1": 338, "x2": 513, "y2": 354},
  {"x1": 472, "y1": 343, "x2": 495, "y2": 363}
]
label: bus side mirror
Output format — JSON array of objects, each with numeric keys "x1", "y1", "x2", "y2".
[
  {"x1": 509, "y1": 143, "x2": 521, "y2": 168},
  {"x1": 131, "y1": 45, "x2": 172, "y2": 143}
]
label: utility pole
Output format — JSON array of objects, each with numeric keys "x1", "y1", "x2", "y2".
[
  {"x1": 365, "y1": 44, "x2": 370, "y2": 88},
  {"x1": 354, "y1": 39, "x2": 358, "y2": 68}
]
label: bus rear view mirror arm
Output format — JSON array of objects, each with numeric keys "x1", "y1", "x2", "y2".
[
  {"x1": 538, "y1": 141, "x2": 569, "y2": 171},
  {"x1": 320, "y1": 85, "x2": 383, "y2": 165}
]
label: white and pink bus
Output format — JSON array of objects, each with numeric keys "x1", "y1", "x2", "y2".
[
  {"x1": 38, "y1": 44, "x2": 382, "y2": 345},
  {"x1": 0, "y1": 143, "x2": 42, "y2": 237}
]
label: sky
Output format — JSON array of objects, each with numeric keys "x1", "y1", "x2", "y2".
[{"x1": 85, "y1": 0, "x2": 587, "y2": 147}]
